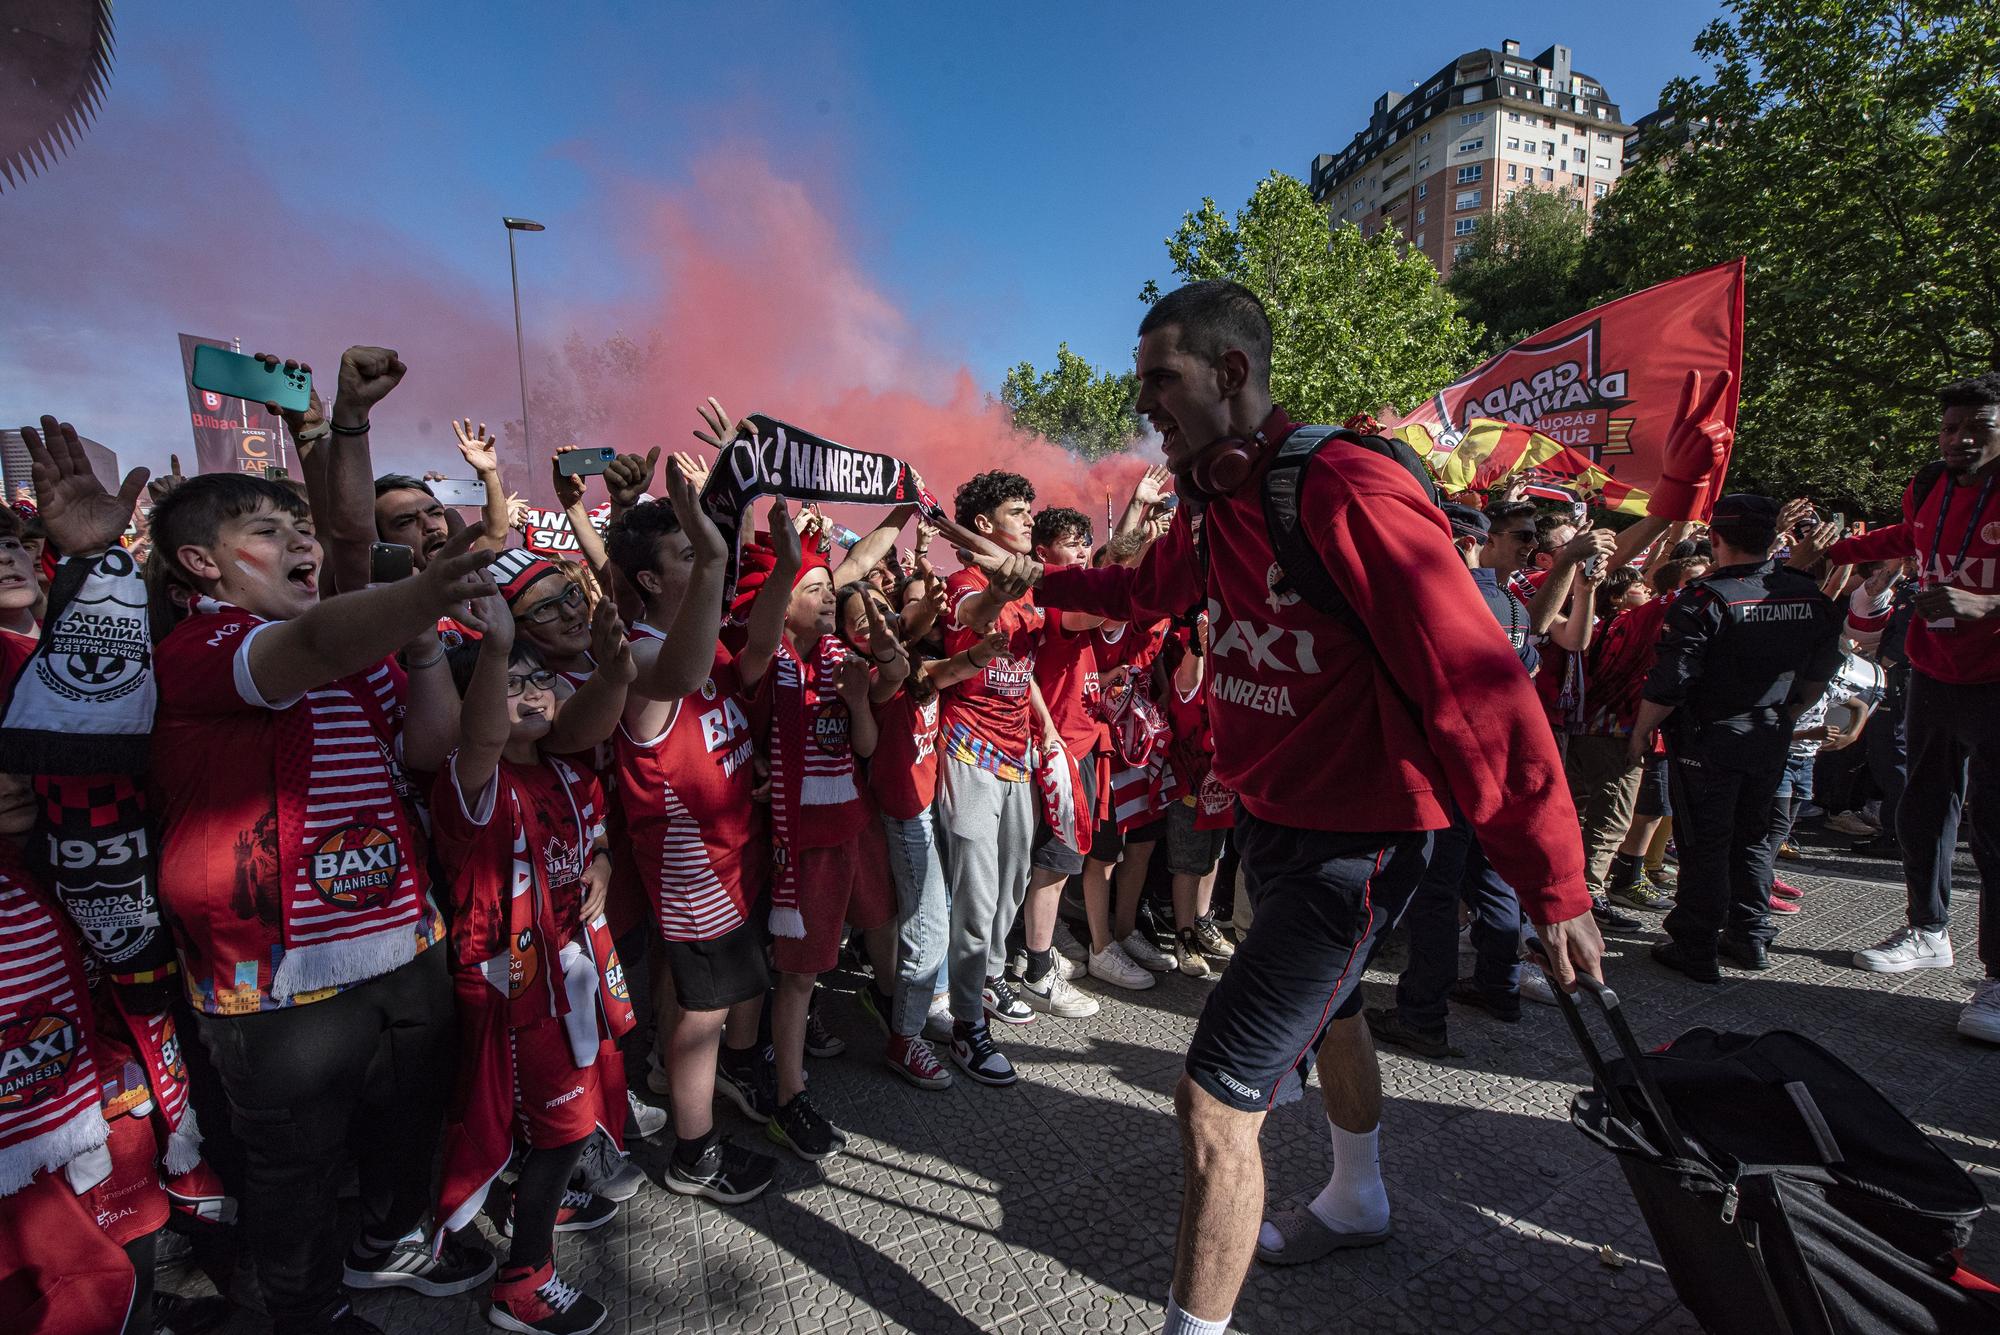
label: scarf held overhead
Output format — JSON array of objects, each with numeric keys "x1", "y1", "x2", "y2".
[{"x1": 698, "y1": 415, "x2": 949, "y2": 615}]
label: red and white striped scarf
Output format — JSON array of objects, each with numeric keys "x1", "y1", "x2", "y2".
[
  {"x1": 801, "y1": 636, "x2": 859, "y2": 809},
  {"x1": 0, "y1": 847, "x2": 109, "y2": 1198},
  {"x1": 246, "y1": 609, "x2": 425, "y2": 999},
  {"x1": 764, "y1": 635, "x2": 856, "y2": 937}
]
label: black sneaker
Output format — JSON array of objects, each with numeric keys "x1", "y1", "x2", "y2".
[
  {"x1": 665, "y1": 1136, "x2": 777, "y2": 1205},
  {"x1": 1190, "y1": 914, "x2": 1236, "y2": 960},
  {"x1": 1851, "y1": 835, "x2": 1901, "y2": 859},
  {"x1": 950, "y1": 1021, "x2": 1018, "y2": 1086},
  {"x1": 1363, "y1": 1006, "x2": 1452, "y2": 1058},
  {"x1": 1650, "y1": 938, "x2": 1721, "y2": 984},
  {"x1": 1590, "y1": 894, "x2": 1645, "y2": 933},
  {"x1": 982, "y1": 976, "x2": 1035, "y2": 1026},
  {"x1": 805, "y1": 1007, "x2": 847, "y2": 1058},
  {"x1": 1447, "y1": 980, "x2": 1521, "y2": 1023},
  {"x1": 342, "y1": 1230, "x2": 495, "y2": 1297},
  {"x1": 299, "y1": 1300, "x2": 386, "y2": 1334},
  {"x1": 855, "y1": 983, "x2": 893, "y2": 1037},
  {"x1": 497, "y1": 1186, "x2": 619, "y2": 1237},
  {"x1": 153, "y1": 1292, "x2": 232, "y2": 1335},
  {"x1": 488, "y1": 1261, "x2": 607, "y2": 1335},
  {"x1": 1718, "y1": 935, "x2": 1771, "y2": 971},
  {"x1": 767, "y1": 1090, "x2": 845, "y2": 1161},
  {"x1": 716, "y1": 1045, "x2": 778, "y2": 1124}
]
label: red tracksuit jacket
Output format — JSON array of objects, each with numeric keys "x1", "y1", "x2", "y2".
[{"x1": 1037, "y1": 408, "x2": 1589, "y2": 923}]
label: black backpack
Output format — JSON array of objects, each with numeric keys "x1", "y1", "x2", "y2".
[{"x1": 1189, "y1": 425, "x2": 1442, "y2": 642}]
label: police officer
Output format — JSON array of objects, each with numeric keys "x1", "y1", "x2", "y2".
[{"x1": 1630, "y1": 494, "x2": 1844, "y2": 980}]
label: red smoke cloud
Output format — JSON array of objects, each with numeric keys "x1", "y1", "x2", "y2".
[{"x1": 530, "y1": 147, "x2": 1155, "y2": 528}]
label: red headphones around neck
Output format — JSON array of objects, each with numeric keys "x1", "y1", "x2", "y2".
[{"x1": 1182, "y1": 430, "x2": 1268, "y2": 501}]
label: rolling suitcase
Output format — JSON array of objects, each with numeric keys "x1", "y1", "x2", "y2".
[{"x1": 1541, "y1": 956, "x2": 2000, "y2": 1334}]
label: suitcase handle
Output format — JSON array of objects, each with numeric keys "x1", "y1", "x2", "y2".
[{"x1": 1527, "y1": 943, "x2": 1700, "y2": 1164}]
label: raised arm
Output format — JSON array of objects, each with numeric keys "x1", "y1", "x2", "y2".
[
  {"x1": 246, "y1": 527, "x2": 498, "y2": 703},
  {"x1": 542, "y1": 599, "x2": 636, "y2": 754},
  {"x1": 318, "y1": 347, "x2": 407, "y2": 595},
  {"x1": 833, "y1": 504, "x2": 917, "y2": 587},
  {"x1": 395, "y1": 622, "x2": 462, "y2": 775},
  {"x1": 452, "y1": 419, "x2": 513, "y2": 553},
  {"x1": 1528, "y1": 528, "x2": 1614, "y2": 637},
  {"x1": 738, "y1": 496, "x2": 801, "y2": 694},
  {"x1": 449, "y1": 593, "x2": 517, "y2": 800},
  {"x1": 631, "y1": 459, "x2": 730, "y2": 703},
  {"x1": 551, "y1": 446, "x2": 614, "y2": 581}
]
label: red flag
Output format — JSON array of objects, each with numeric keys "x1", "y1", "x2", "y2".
[{"x1": 1387, "y1": 259, "x2": 1744, "y2": 514}]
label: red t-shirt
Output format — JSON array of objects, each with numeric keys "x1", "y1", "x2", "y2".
[
  {"x1": 1033, "y1": 611, "x2": 1107, "y2": 761},
  {"x1": 614, "y1": 640, "x2": 765, "y2": 942},
  {"x1": 0, "y1": 629, "x2": 35, "y2": 685},
  {"x1": 430, "y1": 752, "x2": 603, "y2": 1021},
  {"x1": 150, "y1": 607, "x2": 443, "y2": 1016},
  {"x1": 869, "y1": 688, "x2": 941, "y2": 821},
  {"x1": 1035, "y1": 408, "x2": 1589, "y2": 923},
  {"x1": 1825, "y1": 469, "x2": 2000, "y2": 685},
  {"x1": 941, "y1": 569, "x2": 1044, "y2": 774},
  {"x1": 1583, "y1": 596, "x2": 1673, "y2": 738},
  {"x1": 767, "y1": 635, "x2": 872, "y2": 849}
]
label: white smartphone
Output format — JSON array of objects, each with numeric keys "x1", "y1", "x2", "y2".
[{"x1": 429, "y1": 478, "x2": 487, "y2": 508}]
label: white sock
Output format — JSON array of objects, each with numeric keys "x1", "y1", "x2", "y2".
[
  {"x1": 1162, "y1": 1294, "x2": 1230, "y2": 1335},
  {"x1": 1308, "y1": 1121, "x2": 1389, "y2": 1233},
  {"x1": 1255, "y1": 1120, "x2": 1390, "y2": 1255}
]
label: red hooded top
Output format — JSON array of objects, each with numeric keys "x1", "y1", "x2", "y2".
[{"x1": 1036, "y1": 408, "x2": 1589, "y2": 923}]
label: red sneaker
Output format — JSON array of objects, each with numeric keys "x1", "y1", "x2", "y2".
[
  {"x1": 488, "y1": 1259, "x2": 606, "y2": 1334},
  {"x1": 1768, "y1": 886, "x2": 1802, "y2": 915},
  {"x1": 1772, "y1": 877, "x2": 1803, "y2": 901}
]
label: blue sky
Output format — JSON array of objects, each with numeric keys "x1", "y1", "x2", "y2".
[{"x1": 0, "y1": 1, "x2": 1725, "y2": 474}]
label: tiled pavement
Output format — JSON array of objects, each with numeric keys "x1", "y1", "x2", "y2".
[{"x1": 190, "y1": 830, "x2": 1999, "y2": 1333}]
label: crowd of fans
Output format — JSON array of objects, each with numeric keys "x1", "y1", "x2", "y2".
[{"x1": 1, "y1": 340, "x2": 1994, "y2": 1335}]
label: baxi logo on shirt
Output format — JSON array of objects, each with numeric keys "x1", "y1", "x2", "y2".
[
  {"x1": 1206, "y1": 603, "x2": 1320, "y2": 674},
  {"x1": 698, "y1": 697, "x2": 755, "y2": 778},
  {"x1": 309, "y1": 826, "x2": 399, "y2": 909},
  {"x1": 812, "y1": 703, "x2": 851, "y2": 755},
  {"x1": 0, "y1": 1012, "x2": 80, "y2": 1108}
]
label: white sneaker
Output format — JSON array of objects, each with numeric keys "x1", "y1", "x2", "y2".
[
  {"x1": 1021, "y1": 968, "x2": 1100, "y2": 1018},
  {"x1": 1052, "y1": 920, "x2": 1089, "y2": 964},
  {"x1": 1088, "y1": 942, "x2": 1157, "y2": 991},
  {"x1": 1823, "y1": 810, "x2": 1877, "y2": 837},
  {"x1": 627, "y1": 1090, "x2": 669, "y2": 1140},
  {"x1": 923, "y1": 994, "x2": 954, "y2": 1042},
  {"x1": 1853, "y1": 926, "x2": 1954, "y2": 973},
  {"x1": 1121, "y1": 929, "x2": 1174, "y2": 973},
  {"x1": 1959, "y1": 981, "x2": 2000, "y2": 1044},
  {"x1": 1518, "y1": 971, "x2": 1558, "y2": 1007}
]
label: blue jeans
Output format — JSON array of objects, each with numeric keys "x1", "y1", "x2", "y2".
[
  {"x1": 1394, "y1": 815, "x2": 1523, "y2": 1029},
  {"x1": 881, "y1": 808, "x2": 951, "y2": 1037}
]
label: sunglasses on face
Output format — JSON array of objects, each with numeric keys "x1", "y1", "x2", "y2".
[{"x1": 521, "y1": 584, "x2": 584, "y2": 625}]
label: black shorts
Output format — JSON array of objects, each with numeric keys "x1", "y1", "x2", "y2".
[
  {"x1": 1184, "y1": 815, "x2": 1430, "y2": 1112},
  {"x1": 1635, "y1": 753, "x2": 1673, "y2": 820},
  {"x1": 1031, "y1": 759, "x2": 1098, "y2": 877},
  {"x1": 662, "y1": 915, "x2": 770, "y2": 1012}
]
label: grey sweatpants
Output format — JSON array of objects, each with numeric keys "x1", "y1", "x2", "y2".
[{"x1": 938, "y1": 755, "x2": 1036, "y2": 1023}]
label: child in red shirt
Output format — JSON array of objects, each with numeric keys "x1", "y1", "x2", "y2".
[{"x1": 432, "y1": 591, "x2": 634, "y2": 1335}]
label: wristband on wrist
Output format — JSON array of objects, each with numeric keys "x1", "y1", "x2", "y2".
[
  {"x1": 404, "y1": 646, "x2": 446, "y2": 669},
  {"x1": 330, "y1": 418, "x2": 371, "y2": 437}
]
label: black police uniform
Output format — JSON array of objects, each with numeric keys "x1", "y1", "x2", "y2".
[{"x1": 1643, "y1": 558, "x2": 1843, "y2": 957}]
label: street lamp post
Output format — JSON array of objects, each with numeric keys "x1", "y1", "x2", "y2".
[{"x1": 502, "y1": 217, "x2": 545, "y2": 473}]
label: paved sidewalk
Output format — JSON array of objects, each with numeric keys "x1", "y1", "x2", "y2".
[{"x1": 224, "y1": 831, "x2": 1999, "y2": 1333}]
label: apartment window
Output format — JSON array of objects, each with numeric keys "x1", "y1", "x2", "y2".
[
  {"x1": 1544, "y1": 116, "x2": 1556, "y2": 127},
  {"x1": 1415, "y1": 207, "x2": 1426, "y2": 225},
  {"x1": 1456, "y1": 164, "x2": 1482, "y2": 183},
  {"x1": 1543, "y1": 140, "x2": 1555, "y2": 155},
  {"x1": 1419, "y1": 132, "x2": 1431, "y2": 145},
  {"x1": 1418, "y1": 157, "x2": 1430, "y2": 172},
  {"x1": 1506, "y1": 163, "x2": 1518, "y2": 181},
  {"x1": 1594, "y1": 156, "x2": 1612, "y2": 170},
  {"x1": 1417, "y1": 182, "x2": 1428, "y2": 199},
  {"x1": 1596, "y1": 107, "x2": 1609, "y2": 119},
  {"x1": 1454, "y1": 243, "x2": 1472, "y2": 258},
  {"x1": 1454, "y1": 218, "x2": 1478, "y2": 236},
  {"x1": 1507, "y1": 111, "x2": 1521, "y2": 122},
  {"x1": 1505, "y1": 188, "x2": 1517, "y2": 200},
  {"x1": 1573, "y1": 173, "x2": 1586, "y2": 188},
  {"x1": 1597, "y1": 131, "x2": 1612, "y2": 142},
  {"x1": 1414, "y1": 232, "x2": 1426, "y2": 248},
  {"x1": 1574, "y1": 147, "x2": 1587, "y2": 163},
  {"x1": 1458, "y1": 138, "x2": 1484, "y2": 154},
  {"x1": 1561, "y1": 132, "x2": 1570, "y2": 144},
  {"x1": 1458, "y1": 111, "x2": 1486, "y2": 125},
  {"x1": 1505, "y1": 137, "x2": 1519, "y2": 150},
  {"x1": 1455, "y1": 189, "x2": 1481, "y2": 210},
  {"x1": 1542, "y1": 167, "x2": 1555, "y2": 182},
  {"x1": 1593, "y1": 182, "x2": 1608, "y2": 198}
]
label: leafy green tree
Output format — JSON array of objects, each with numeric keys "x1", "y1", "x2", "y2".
[
  {"x1": 998, "y1": 342, "x2": 1140, "y2": 459},
  {"x1": 1142, "y1": 172, "x2": 1479, "y2": 423},
  {"x1": 1578, "y1": 0, "x2": 1999, "y2": 514},
  {"x1": 1447, "y1": 188, "x2": 1592, "y2": 356}
]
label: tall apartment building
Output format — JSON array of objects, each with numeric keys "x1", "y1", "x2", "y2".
[{"x1": 1309, "y1": 39, "x2": 1632, "y2": 281}]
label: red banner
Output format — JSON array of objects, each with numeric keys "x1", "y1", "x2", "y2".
[
  {"x1": 176, "y1": 334, "x2": 285, "y2": 477},
  {"x1": 519, "y1": 502, "x2": 611, "y2": 557},
  {"x1": 1388, "y1": 259, "x2": 1744, "y2": 507}
]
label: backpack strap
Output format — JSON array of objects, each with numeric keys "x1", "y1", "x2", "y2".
[
  {"x1": 1910, "y1": 460, "x2": 1948, "y2": 517},
  {"x1": 1262, "y1": 426, "x2": 1440, "y2": 640}
]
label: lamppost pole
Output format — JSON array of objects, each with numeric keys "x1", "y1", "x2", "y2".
[{"x1": 502, "y1": 217, "x2": 545, "y2": 473}]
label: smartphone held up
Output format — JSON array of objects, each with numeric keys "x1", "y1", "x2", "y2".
[{"x1": 191, "y1": 345, "x2": 312, "y2": 414}]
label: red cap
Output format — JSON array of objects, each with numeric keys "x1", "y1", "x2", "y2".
[{"x1": 729, "y1": 533, "x2": 830, "y2": 620}]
